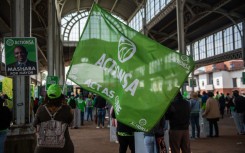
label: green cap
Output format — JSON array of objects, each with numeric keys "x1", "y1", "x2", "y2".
[{"x1": 47, "y1": 84, "x2": 62, "y2": 99}]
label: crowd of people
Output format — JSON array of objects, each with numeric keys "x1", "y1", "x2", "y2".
[
  {"x1": 29, "y1": 90, "x2": 111, "y2": 130},
  {"x1": 110, "y1": 90, "x2": 245, "y2": 153},
  {"x1": 1, "y1": 87, "x2": 245, "y2": 153}
]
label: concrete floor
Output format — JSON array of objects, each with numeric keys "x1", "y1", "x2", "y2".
[{"x1": 69, "y1": 114, "x2": 245, "y2": 153}]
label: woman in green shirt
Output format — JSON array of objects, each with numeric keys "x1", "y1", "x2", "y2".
[{"x1": 77, "y1": 94, "x2": 86, "y2": 125}]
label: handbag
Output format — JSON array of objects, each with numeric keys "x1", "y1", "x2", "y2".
[{"x1": 156, "y1": 136, "x2": 167, "y2": 153}]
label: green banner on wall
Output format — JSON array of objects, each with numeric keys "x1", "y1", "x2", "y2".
[{"x1": 4, "y1": 37, "x2": 38, "y2": 76}]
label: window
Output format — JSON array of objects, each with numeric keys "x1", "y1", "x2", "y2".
[
  {"x1": 146, "y1": 0, "x2": 172, "y2": 23},
  {"x1": 193, "y1": 42, "x2": 199, "y2": 61},
  {"x1": 224, "y1": 26, "x2": 233, "y2": 52},
  {"x1": 129, "y1": 9, "x2": 144, "y2": 31},
  {"x1": 202, "y1": 81, "x2": 204, "y2": 86},
  {"x1": 212, "y1": 64, "x2": 216, "y2": 70},
  {"x1": 234, "y1": 22, "x2": 242, "y2": 49},
  {"x1": 186, "y1": 45, "x2": 191, "y2": 56},
  {"x1": 214, "y1": 31, "x2": 223, "y2": 55},
  {"x1": 206, "y1": 35, "x2": 214, "y2": 57},
  {"x1": 208, "y1": 73, "x2": 213, "y2": 84},
  {"x1": 216, "y1": 79, "x2": 219, "y2": 85},
  {"x1": 230, "y1": 63, "x2": 234, "y2": 69},
  {"x1": 61, "y1": 10, "x2": 125, "y2": 42},
  {"x1": 232, "y1": 78, "x2": 237, "y2": 87},
  {"x1": 199, "y1": 39, "x2": 206, "y2": 59}
]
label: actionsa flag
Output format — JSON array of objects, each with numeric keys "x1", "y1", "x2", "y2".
[{"x1": 67, "y1": 3, "x2": 195, "y2": 132}]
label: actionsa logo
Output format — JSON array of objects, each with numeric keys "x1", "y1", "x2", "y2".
[
  {"x1": 118, "y1": 36, "x2": 136, "y2": 63},
  {"x1": 6, "y1": 39, "x2": 14, "y2": 46}
]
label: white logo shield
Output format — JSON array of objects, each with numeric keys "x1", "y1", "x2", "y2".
[{"x1": 118, "y1": 36, "x2": 136, "y2": 63}]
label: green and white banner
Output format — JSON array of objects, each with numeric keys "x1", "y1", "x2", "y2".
[
  {"x1": 46, "y1": 76, "x2": 59, "y2": 90},
  {"x1": 67, "y1": 4, "x2": 195, "y2": 131}
]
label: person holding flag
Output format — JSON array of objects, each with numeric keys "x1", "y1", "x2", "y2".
[
  {"x1": 111, "y1": 108, "x2": 136, "y2": 153},
  {"x1": 66, "y1": 3, "x2": 194, "y2": 133}
]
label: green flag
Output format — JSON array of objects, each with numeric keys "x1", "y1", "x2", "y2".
[{"x1": 67, "y1": 4, "x2": 195, "y2": 132}]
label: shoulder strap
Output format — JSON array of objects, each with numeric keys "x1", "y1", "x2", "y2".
[{"x1": 44, "y1": 105, "x2": 62, "y2": 119}]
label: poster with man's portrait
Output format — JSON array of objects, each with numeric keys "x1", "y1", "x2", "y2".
[{"x1": 4, "y1": 37, "x2": 38, "y2": 76}]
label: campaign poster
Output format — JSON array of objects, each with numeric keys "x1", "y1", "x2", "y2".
[{"x1": 4, "y1": 37, "x2": 38, "y2": 76}]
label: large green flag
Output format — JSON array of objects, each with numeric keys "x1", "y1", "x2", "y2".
[{"x1": 67, "y1": 4, "x2": 195, "y2": 132}]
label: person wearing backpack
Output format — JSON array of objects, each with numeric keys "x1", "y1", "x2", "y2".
[
  {"x1": 33, "y1": 84, "x2": 74, "y2": 153},
  {"x1": 85, "y1": 93, "x2": 94, "y2": 121},
  {"x1": 68, "y1": 93, "x2": 80, "y2": 129}
]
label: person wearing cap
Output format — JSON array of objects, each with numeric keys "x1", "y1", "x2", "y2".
[
  {"x1": 0, "y1": 96, "x2": 12, "y2": 153},
  {"x1": 33, "y1": 84, "x2": 74, "y2": 153}
]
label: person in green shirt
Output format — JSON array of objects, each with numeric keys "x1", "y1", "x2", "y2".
[
  {"x1": 77, "y1": 94, "x2": 86, "y2": 126},
  {"x1": 68, "y1": 93, "x2": 80, "y2": 128},
  {"x1": 215, "y1": 91, "x2": 220, "y2": 101}
]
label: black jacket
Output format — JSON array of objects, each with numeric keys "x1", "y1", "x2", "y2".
[
  {"x1": 94, "y1": 96, "x2": 107, "y2": 108},
  {"x1": 0, "y1": 105, "x2": 12, "y2": 130},
  {"x1": 234, "y1": 95, "x2": 245, "y2": 113},
  {"x1": 166, "y1": 96, "x2": 190, "y2": 130},
  {"x1": 111, "y1": 109, "x2": 135, "y2": 135}
]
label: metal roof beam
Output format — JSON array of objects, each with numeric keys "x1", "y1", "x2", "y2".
[
  {"x1": 159, "y1": 0, "x2": 231, "y2": 43},
  {"x1": 55, "y1": 0, "x2": 68, "y2": 23},
  {"x1": 111, "y1": 0, "x2": 119, "y2": 13},
  {"x1": 0, "y1": 17, "x2": 10, "y2": 33},
  {"x1": 127, "y1": 0, "x2": 145, "y2": 23},
  {"x1": 188, "y1": 0, "x2": 243, "y2": 19},
  {"x1": 77, "y1": 0, "x2": 80, "y2": 11}
]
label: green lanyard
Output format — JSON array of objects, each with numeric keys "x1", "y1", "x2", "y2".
[{"x1": 117, "y1": 132, "x2": 133, "y2": 136}]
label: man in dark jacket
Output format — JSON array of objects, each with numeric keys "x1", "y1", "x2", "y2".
[
  {"x1": 94, "y1": 95, "x2": 107, "y2": 128},
  {"x1": 166, "y1": 92, "x2": 191, "y2": 153},
  {"x1": 0, "y1": 98, "x2": 12, "y2": 153},
  {"x1": 219, "y1": 93, "x2": 226, "y2": 119},
  {"x1": 232, "y1": 90, "x2": 245, "y2": 135}
]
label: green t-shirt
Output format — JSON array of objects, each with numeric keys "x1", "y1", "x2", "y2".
[{"x1": 77, "y1": 99, "x2": 86, "y2": 112}]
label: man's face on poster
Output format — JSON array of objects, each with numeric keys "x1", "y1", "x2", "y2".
[{"x1": 14, "y1": 46, "x2": 27, "y2": 62}]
